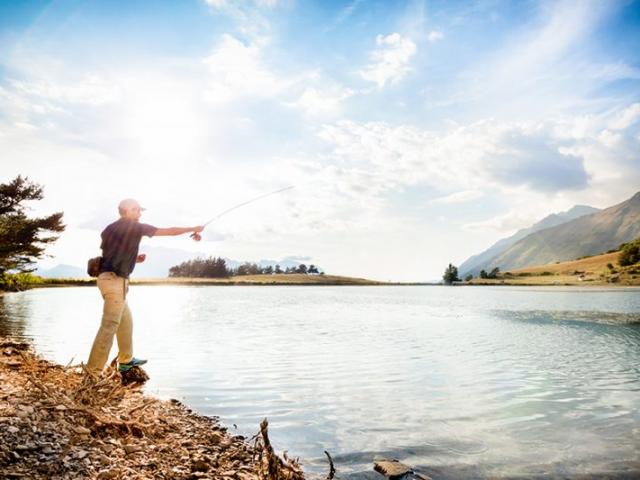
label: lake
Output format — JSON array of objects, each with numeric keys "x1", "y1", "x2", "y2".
[{"x1": 1, "y1": 285, "x2": 639, "y2": 479}]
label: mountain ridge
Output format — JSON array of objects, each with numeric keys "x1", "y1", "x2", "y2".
[
  {"x1": 480, "y1": 191, "x2": 640, "y2": 273},
  {"x1": 460, "y1": 204, "x2": 600, "y2": 276}
]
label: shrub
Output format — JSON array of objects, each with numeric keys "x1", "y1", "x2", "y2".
[{"x1": 619, "y1": 238, "x2": 640, "y2": 267}]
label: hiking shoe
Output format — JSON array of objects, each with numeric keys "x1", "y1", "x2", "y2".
[{"x1": 118, "y1": 357, "x2": 147, "y2": 372}]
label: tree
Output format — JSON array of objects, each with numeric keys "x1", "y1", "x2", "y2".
[
  {"x1": 442, "y1": 263, "x2": 460, "y2": 285},
  {"x1": 296, "y1": 263, "x2": 308, "y2": 274},
  {"x1": 480, "y1": 269, "x2": 488, "y2": 279},
  {"x1": 464, "y1": 274, "x2": 473, "y2": 282},
  {"x1": 619, "y1": 238, "x2": 640, "y2": 266},
  {"x1": 308, "y1": 264, "x2": 319, "y2": 274},
  {"x1": 274, "y1": 264, "x2": 283, "y2": 274},
  {"x1": 488, "y1": 267, "x2": 500, "y2": 279},
  {"x1": 0, "y1": 176, "x2": 65, "y2": 277}
]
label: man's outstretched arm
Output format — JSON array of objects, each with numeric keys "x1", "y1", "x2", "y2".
[{"x1": 155, "y1": 226, "x2": 204, "y2": 237}]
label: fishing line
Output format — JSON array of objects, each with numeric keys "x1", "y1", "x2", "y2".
[{"x1": 190, "y1": 185, "x2": 295, "y2": 240}]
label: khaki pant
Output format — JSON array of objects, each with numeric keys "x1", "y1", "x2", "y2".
[{"x1": 87, "y1": 272, "x2": 133, "y2": 374}]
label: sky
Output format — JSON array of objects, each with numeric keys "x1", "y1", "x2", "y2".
[{"x1": 1, "y1": 0, "x2": 639, "y2": 281}]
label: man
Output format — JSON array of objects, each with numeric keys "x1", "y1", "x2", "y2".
[{"x1": 86, "y1": 198, "x2": 204, "y2": 376}]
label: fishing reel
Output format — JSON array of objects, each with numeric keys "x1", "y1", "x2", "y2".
[{"x1": 190, "y1": 232, "x2": 202, "y2": 242}]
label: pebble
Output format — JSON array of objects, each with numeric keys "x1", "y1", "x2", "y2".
[
  {"x1": 75, "y1": 450, "x2": 89, "y2": 459},
  {"x1": 123, "y1": 444, "x2": 143, "y2": 455}
]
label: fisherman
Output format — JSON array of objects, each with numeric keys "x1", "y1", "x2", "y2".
[{"x1": 86, "y1": 198, "x2": 204, "y2": 376}]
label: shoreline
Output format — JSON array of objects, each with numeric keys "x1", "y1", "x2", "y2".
[{"x1": 0, "y1": 337, "x2": 305, "y2": 480}]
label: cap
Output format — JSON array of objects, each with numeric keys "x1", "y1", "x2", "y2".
[{"x1": 118, "y1": 198, "x2": 146, "y2": 212}]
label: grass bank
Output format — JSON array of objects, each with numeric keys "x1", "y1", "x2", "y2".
[
  {"x1": 2, "y1": 273, "x2": 417, "y2": 291},
  {"x1": 467, "y1": 251, "x2": 640, "y2": 286}
]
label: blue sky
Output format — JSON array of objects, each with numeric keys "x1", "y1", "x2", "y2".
[{"x1": 1, "y1": 0, "x2": 639, "y2": 281}]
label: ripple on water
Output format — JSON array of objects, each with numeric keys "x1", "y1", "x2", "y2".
[{"x1": 1, "y1": 286, "x2": 640, "y2": 478}]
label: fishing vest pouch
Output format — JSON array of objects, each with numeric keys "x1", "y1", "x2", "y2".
[{"x1": 87, "y1": 256, "x2": 103, "y2": 278}]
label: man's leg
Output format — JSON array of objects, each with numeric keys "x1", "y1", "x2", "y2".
[
  {"x1": 116, "y1": 301, "x2": 133, "y2": 364},
  {"x1": 87, "y1": 274, "x2": 126, "y2": 374}
]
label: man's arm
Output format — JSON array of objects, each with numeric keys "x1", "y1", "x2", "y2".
[{"x1": 154, "y1": 226, "x2": 204, "y2": 237}]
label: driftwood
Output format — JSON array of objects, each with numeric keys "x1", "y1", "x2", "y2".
[
  {"x1": 324, "y1": 450, "x2": 336, "y2": 480},
  {"x1": 2, "y1": 337, "x2": 296, "y2": 479},
  {"x1": 255, "y1": 418, "x2": 305, "y2": 480}
]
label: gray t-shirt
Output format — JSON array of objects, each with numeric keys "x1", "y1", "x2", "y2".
[{"x1": 99, "y1": 218, "x2": 157, "y2": 278}]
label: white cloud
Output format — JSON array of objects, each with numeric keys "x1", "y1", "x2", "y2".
[
  {"x1": 203, "y1": 34, "x2": 288, "y2": 103},
  {"x1": 204, "y1": 0, "x2": 228, "y2": 7},
  {"x1": 292, "y1": 85, "x2": 354, "y2": 116},
  {"x1": 427, "y1": 30, "x2": 443, "y2": 42},
  {"x1": 438, "y1": 0, "x2": 621, "y2": 119},
  {"x1": 9, "y1": 75, "x2": 120, "y2": 106},
  {"x1": 463, "y1": 209, "x2": 539, "y2": 234},
  {"x1": 315, "y1": 101, "x2": 640, "y2": 215},
  {"x1": 359, "y1": 33, "x2": 417, "y2": 87},
  {"x1": 430, "y1": 190, "x2": 483, "y2": 205},
  {"x1": 609, "y1": 102, "x2": 640, "y2": 131}
]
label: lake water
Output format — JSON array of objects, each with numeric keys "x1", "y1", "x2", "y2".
[{"x1": 1, "y1": 285, "x2": 640, "y2": 479}]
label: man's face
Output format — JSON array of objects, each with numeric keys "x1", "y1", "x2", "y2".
[{"x1": 123, "y1": 207, "x2": 142, "y2": 221}]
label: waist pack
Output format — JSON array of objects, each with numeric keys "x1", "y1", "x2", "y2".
[{"x1": 87, "y1": 256, "x2": 103, "y2": 277}]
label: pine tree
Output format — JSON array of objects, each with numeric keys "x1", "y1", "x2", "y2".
[
  {"x1": 442, "y1": 263, "x2": 460, "y2": 285},
  {"x1": 0, "y1": 176, "x2": 65, "y2": 277}
]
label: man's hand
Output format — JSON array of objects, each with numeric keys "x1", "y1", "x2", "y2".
[
  {"x1": 136, "y1": 254, "x2": 146, "y2": 263},
  {"x1": 191, "y1": 225, "x2": 205, "y2": 242}
]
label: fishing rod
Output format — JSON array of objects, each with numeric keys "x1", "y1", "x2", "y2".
[{"x1": 190, "y1": 185, "x2": 295, "y2": 241}]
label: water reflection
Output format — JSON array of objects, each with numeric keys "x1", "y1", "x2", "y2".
[
  {"x1": 0, "y1": 293, "x2": 30, "y2": 338},
  {"x1": 1, "y1": 286, "x2": 639, "y2": 479}
]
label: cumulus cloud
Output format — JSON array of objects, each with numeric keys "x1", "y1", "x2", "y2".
[
  {"x1": 315, "y1": 102, "x2": 640, "y2": 208},
  {"x1": 487, "y1": 130, "x2": 590, "y2": 191},
  {"x1": 203, "y1": 34, "x2": 289, "y2": 103},
  {"x1": 359, "y1": 33, "x2": 417, "y2": 87}
]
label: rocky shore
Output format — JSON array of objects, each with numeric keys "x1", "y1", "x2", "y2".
[{"x1": 0, "y1": 337, "x2": 305, "y2": 480}]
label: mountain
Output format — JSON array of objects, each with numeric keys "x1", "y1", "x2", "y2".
[
  {"x1": 36, "y1": 264, "x2": 88, "y2": 278},
  {"x1": 460, "y1": 205, "x2": 600, "y2": 276},
  {"x1": 482, "y1": 191, "x2": 640, "y2": 273}
]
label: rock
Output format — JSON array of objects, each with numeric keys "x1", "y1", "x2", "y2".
[
  {"x1": 192, "y1": 459, "x2": 210, "y2": 472},
  {"x1": 374, "y1": 458, "x2": 414, "y2": 479},
  {"x1": 74, "y1": 426, "x2": 91, "y2": 435},
  {"x1": 97, "y1": 470, "x2": 119, "y2": 480},
  {"x1": 7, "y1": 426, "x2": 19, "y2": 434},
  {"x1": 123, "y1": 444, "x2": 143, "y2": 455},
  {"x1": 55, "y1": 404, "x2": 67, "y2": 411},
  {"x1": 75, "y1": 449, "x2": 89, "y2": 459}
]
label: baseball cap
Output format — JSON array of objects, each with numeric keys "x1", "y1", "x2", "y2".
[{"x1": 118, "y1": 198, "x2": 146, "y2": 212}]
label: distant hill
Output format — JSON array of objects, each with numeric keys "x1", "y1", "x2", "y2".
[
  {"x1": 36, "y1": 264, "x2": 87, "y2": 278},
  {"x1": 36, "y1": 249, "x2": 317, "y2": 279},
  {"x1": 460, "y1": 205, "x2": 600, "y2": 277},
  {"x1": 478, "y1": 191, "x2": 640, "y2": 273}
]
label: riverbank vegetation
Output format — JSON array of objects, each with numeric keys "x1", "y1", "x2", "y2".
[
  {"x1": 168, "y1": 257, "x2": 322, "y2": 278},
  {"x1": 0, "y1": 176, "x2": 65, "y2": 292}
]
